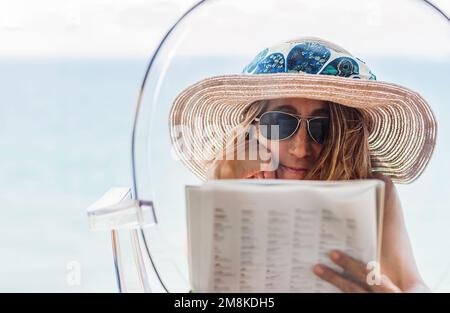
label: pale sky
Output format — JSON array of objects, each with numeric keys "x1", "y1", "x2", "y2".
[{"x1": 0, "y1": 0, "x2": 448, "y2": 58}]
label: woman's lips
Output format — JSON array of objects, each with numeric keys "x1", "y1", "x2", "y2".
[{"x1": 279, "y1": 164, "x2": 309, "y2": 174}]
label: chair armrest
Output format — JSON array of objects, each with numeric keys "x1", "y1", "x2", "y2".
[{"x1": 87, "y1": 187, "x2": 155, "y2": 230}]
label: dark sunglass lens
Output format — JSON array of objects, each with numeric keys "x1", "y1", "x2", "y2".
[
  {"x1": 259, "y1": 112, "x2": 298, "y2": 140},
  {"x1": 309, "y1": 118, "x2": 329, "y2": 144}
]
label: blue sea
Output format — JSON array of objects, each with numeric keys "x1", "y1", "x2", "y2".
[{"x1": 0, "y1": 57, "x2": 449, "y2": 292}]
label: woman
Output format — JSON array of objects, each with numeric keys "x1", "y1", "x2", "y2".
[{"x1": 169, "y1": 37, "x2": 437, "y2": 292}]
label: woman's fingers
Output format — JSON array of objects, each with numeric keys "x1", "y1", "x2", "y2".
[
  {"x1": 207, "y1": 158, "x2": 259, "y2": 179},
  {"x1": 371, "y1": 275, "x2": 402, "y2": 293},
  {"x1": 207, "y1": 138, "x2": 276, "y2": 179},
  {"x1": 247, "y1": 172, "x2": 264, "y2": 179},
  {"x1": 313, "y1": 264, "x2": 368, "y2": 293},
  {"x1": 326, "y1": 250, "x2": 402, "y2": 293},
  {"x1": 263, "y1": 171, "x2": 276, "y2": 179},
  {"x1": 208, "y1": 159, "x2": 277, "y2": 179},
  {"x1": 328, "y1": 250, "x2": 369, "y2": 285}
]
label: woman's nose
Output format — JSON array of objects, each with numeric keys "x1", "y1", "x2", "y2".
[{"x1": 288, "y1": 121, "x2": 313, "y2": 158}]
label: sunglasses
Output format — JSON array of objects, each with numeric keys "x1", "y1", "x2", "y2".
[{"x1": 254, "y1": 111, "x2": 330, "y2": 144}]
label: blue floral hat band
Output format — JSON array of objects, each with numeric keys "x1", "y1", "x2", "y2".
[
  {"x1": 242, "y1": 37, "x2": 377, "y2": 80},
  {"x1": 169, "y1": 37, "x2": 437, "y2": 184}
]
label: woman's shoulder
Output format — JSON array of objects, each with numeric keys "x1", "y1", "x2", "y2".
[
  {"x1": 371, "y1": 172, "x2": 394, "y2": 188},
  {"x1": 370, "y1": 172, "x2": 400, "y2": 213},
  {"x1": 370, "y1": 172, "x2": 397, "y2": 202}
]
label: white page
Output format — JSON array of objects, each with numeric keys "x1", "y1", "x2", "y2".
[{"x1": 187, "y1": 180, "x2": 382, "y2": 293}]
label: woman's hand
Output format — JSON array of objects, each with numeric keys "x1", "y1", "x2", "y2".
[
  {"x1": 246, "y1": 170, "x2": 276, "y2": 179},
  {"x1": 206, "y1": 138, "x2": 277, "y2": 179},
  {"x1": 313, "y1": 250, "x2": 402, "y2": 293}
]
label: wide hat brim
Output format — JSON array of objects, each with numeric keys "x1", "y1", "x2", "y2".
[{"x1": 169, "y1": 73, "x2": 437, "y2": 184}]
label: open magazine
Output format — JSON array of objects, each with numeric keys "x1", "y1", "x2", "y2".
[{"x1": 185, "y1": 179, "x2": 385, "y2": 293}]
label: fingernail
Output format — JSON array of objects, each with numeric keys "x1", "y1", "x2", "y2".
[
  {"x1": 313, "y1": 264, "x2": 324, "y2": 275},
  {"x1": 330, "y1": 250, "x2": 340, "y2": 261}
]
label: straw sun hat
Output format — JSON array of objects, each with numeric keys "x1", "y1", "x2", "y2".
[{"x1": 169, "y1": 37, "x2": 437, "y2": 183}]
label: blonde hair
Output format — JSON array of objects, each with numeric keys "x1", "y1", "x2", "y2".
[{"x1": 216, "y1": 99, "x2": 374, "y2": 181}]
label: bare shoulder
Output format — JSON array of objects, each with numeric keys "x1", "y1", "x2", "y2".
[
  {"x1": 371, "y1": 171, "x2": 393, "y2": 186},
  {"x1": 371, "y1": 172, "x2": 395, "y2": 196},
  {"x1": 371, "y1": 172, "x2": 401, "y2": 217},
  {"x1": 371, "y1": 174, "x2": 425, "y2": 289}
]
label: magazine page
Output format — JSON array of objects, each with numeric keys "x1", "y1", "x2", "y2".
[{"x1": 186, "y1": 180, "x2": 383, "y2": 292}]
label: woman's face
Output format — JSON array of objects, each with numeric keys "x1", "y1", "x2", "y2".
[{"x1": 259, "y1": 98, "x2": 329, "y2": 180}]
